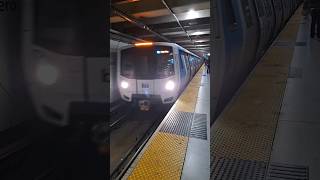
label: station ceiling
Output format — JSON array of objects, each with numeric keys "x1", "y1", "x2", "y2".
[{"x1": 110, "y1": 0, "x2": 210, "y2": 55}]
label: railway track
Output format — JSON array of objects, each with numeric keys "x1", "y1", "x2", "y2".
[
  {"x1": 110, "y1": 105, "x2": 170, "y2": 180},
  {"x1": 110, "y1": 100, "x2": 132, "y2": 131},
  {"x1": 0, "y1": 102, "x2": 170, "y2": 180}
]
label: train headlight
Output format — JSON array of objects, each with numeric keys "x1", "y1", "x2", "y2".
[
  {"x1": 121, "y1": 81, "x2": 129, "y2": 89},
  {"x1": 165, "y1": 80, "x2": 175, "y2": 91},
  {"x1": 36, "y1": 64, "x2": 59, "y2": 85}
]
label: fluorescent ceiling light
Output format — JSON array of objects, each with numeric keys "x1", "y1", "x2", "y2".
[
  {"x1": 134, "y1": 42, "x2": 153, "y2": 46},
  {"x1": 191, "y1": 31, "x2": 203, "y2": 36},
  {"x1": 195, "y1": 44, "x2": 208, "y2": 47},
  {"x1": 186, "y1": 9, "x2": 199, "y2": 19}
]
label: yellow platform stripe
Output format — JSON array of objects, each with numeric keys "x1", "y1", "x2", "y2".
[
  {"x1": 211, "y1": 7, "x2": 303, "y2": 162},
  {"x1": 174, "y1": 66, "x2": 204, "y2": 112},
  {"x1": 128, "y1": 132, "x2": 188, "y2": 180},
  {"x1": 127, "y1": 65, "x2": 205, "y2": 180}
]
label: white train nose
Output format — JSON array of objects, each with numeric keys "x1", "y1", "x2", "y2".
[{"x1": 137, "y1": 80, "x2": 154, "y2": 95}]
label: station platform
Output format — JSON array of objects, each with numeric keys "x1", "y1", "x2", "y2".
[
  {"x1": 122, "y1": 65, "x2": 210, "y2": 180},
  {"x1": 211, "y1": 7, "x2": 320, "y2": 180}
]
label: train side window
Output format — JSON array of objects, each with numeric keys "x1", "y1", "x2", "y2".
[
  {"x1": 191, "y1": 56, "x2": 196, "y2": 67},
  {"x1": 184, "y1": 54, "x2": 190, "y2": 72},
  {"x1": 179, "y1": 51, "x2": 187, "y2": 77},
  {"x1": 225, "y1": 0, "x2": 238, "y2": 30},
  {"x1": 189, "y1": 56, "x2": 194, "y2": 67}
]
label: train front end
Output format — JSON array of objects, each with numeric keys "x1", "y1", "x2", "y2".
[{"x1": 118, "y1": 43, "x2": 178, "y2": 111}]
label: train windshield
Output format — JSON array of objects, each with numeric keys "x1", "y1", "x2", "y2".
[{"x1": 121, "y1": 46, "x2": 175, "y2": 79}]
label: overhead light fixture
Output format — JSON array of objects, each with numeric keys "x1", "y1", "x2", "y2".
[
  {"x1": 195, "y1": 44, "x2": 208, "y2": 47},
  {"x1": 207, "y1": 53, "x2": 210, "y2": 56},
  {"x1": 191, "y1": 31, "x2": 203, "y2": 36},
  {"x1": 186, "y1": 9, "x2": 199, "y2": 19},
  {"x1": 134, "y1": 42, "x2": 153, "y2": 46},
  {"x1": 156, "y1": 50, "x2": 170, "y2": 54}
]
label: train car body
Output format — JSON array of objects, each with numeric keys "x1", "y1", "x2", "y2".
[
  {"x1": 26, "y1": 46, "x2": 107, "y2": 126},
  {"x1": 110, "y1": 40, "x2": 128, "y2": 104},
  {"x1": 24, "y1": 0, "x2": 107, "y2": 126},
  {"x1": 117, "y1": 42, "x2": 203, "y2": 110},
  {"x1": 211, "y1": 0, "x2": 302, "y2": 121}
]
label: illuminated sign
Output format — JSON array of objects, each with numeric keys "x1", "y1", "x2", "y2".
[
  {"x1": 156, "y1": 50, "x2": 170, "y2": 54},
  {"x1": 134, "y1": 42, "x2": 153, "y2": 46}
]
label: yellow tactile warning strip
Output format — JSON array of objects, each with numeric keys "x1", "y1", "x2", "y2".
[
  {"x1": 127, "y1": 66, "x2": 205, "y2": 180},
  {"x1": 174, "y1": 66, "x2": 204, "y2": 112},
  {"x1": 128, "y1": 132, "x2": 188, "y2": 180},
  {"x1": 211, "y1": 6, "x2": 303, "y2": 163}
]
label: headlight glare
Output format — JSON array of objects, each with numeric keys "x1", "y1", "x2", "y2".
[
  {"x1": 36, "y1": 64, "x2": 59, "y2": 85},
  {"x1": 121, "y1": 81, "x2": 129, "y2": 89},
  {"x1": 165, "y1": 80, "x2": 175, "y2": 91}
]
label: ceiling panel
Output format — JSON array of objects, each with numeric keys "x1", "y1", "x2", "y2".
[{"x1": 110, "y1": 0, "x2": 211, "y2": 55}]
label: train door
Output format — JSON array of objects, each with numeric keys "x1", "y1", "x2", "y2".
[
  {"x1": 188, "y1": 55, "x2": 192, "y2": 78},
  {"x1": 184, "y1": 53, "x2": 192, "y2": 81},
  {"x1": 189, "y1": 56, "x2": 195, "y2": 77},
  {"x1": 193, "y1": 56, "x2": 197, "y2": 75},
  {"x1": 196, "y1": 57, "x2": 199, "y2": 69},
  {"x1": 178, "y1": 50, "x2": 188, "y2": 88},
  {"x1": 197, "y1": 57, "x2": 201, "y2": 69}
]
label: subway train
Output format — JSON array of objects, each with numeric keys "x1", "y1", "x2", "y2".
[
  {"x1": 23, "y1": 1, "x2": 107, "y2": 126},
  {"x1": 110, "y1": 40, "x2": 128, "y2": 104},
  {"x1": 211, "y1": 0, "x2": 302, "y2": 121},
  {"x1": 117, "y1": 42, "x2": 203, "y2": 110}
]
